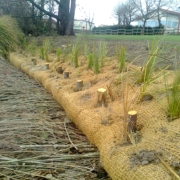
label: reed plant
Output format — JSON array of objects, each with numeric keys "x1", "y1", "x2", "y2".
[
  {"x1": 93, "y1": 54, "x2": 99, "y2": 74},
  {"x1": 0, "y1": 16, "x2": 22, "y2": 58},
  {"x1": 20, "y1": 35, "x2": 27, "y2": 50},
  {"x1": 116, "y1": 46, "x2": 126, "y2": 73},
  {"x1": 87, "y1": 53, "x2": 94, "y2": 69},
  {"x1": 71, "y1": 43, "x2": 80, "y2": 68},
  {"x1": 45, "y1": 49, "x2": 49, "y2": 62},
  {"x1": 137, "y1": 39, "x2": 160, "y2": 84},
  {"x1": 136, "y1": 39, "x2": 170, "y2": 101},
  {"x1": 56, "y1": 48, "x2": 61, "y2": 61},
  {"x1": 98, "y1": 41, "x2": 108, "y2": 67},
  {"x1": 27, "y1": 39, "x2": 37, "y2": 56},
  {"x1": 50, "y1": 37, "x2": 55, "y2": 52},
  {"x1": 84, "y1": 43, "x2": 89, "y2": 60},
  {"x1": 42, "y1": 39, "x2": 51, "y2": 62},
  {"x1": 62, "y1": 46, "x2": 70, "y2": 63},
  {"x1": 165, "y1": 70, "x2": 180, "y2": 121},
  {"x1": 40, "y1": 47, "x2": 45, "y2": 60}
]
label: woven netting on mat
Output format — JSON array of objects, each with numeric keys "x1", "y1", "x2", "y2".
[{"x1": 9, "y1": 52, "x2": 180, "y2": 180}]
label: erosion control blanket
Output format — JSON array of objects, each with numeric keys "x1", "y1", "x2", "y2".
[{"x1": 9, "y1": 52, "x2": 180, "y2": 180}]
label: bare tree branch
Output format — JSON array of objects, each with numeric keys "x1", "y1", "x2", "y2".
[
  {"x1": 113, "y1": 0, "x2": 137, "y2": 25},
  {"x1": 25, "y1": 0, "x2": 60, "y2": 21}
]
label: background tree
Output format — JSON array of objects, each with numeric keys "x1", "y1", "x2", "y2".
[
  {"x1": 132, "y1": 0, "x2": 156, "y2": 29},
  {"x1": 0, "y1": 0, "x2": 37, "y2": 34},
  {"x1": 113, "y1": 0, "x2": 137, "y2": 25},
  {"x1": 114, "y1": 0, "x2": 179, "y2": 28},
  {"x1": 153, "y1": 0, "x2": 179, "y2": 27},
  {"x1": 0, "y1": 0, "x2": 76, "y2": 36},
  {"x1": 26, "y1": 0, "x2": 76, "y2": 35},
  {"x1": 76, "y1": 4, "x2": 95, "y2": 30}
]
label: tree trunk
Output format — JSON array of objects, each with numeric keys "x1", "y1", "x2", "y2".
[
  {"x1": 57, "y1": 3, "x2": 61, "y2": 34},
  {"x1": 58, "y1": 0, "x2": 69, "y2": 35},
  {"x1": 26, "y1": 0, "x2": 76, "y2": 36},
  {"x1": 157, "y1": 9, "x2": 162, "y2": 27},
  {"x1": 65, "y1": 0, "x2": 76, "y2": 35}
]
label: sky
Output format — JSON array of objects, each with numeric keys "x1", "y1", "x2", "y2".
[{"x1": 75, "y1": 0, "x2": 122, "y2": 26}]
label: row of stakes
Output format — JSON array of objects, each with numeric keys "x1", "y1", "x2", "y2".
[{"x1": 33, "y1": 61, "x2": 138, "y2": 133}]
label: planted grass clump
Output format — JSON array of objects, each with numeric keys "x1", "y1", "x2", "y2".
[
  {"x1": 165, "y1": 70, "x2": 180, "y2": 121},
  {"x1": 71, "y1": 43, "x2": 80, "y2": 68},
  {"x1": 56, "y1": 48, "x2": 61, "y2": 61},
  {"x1": 87, "y1": 53, "x2": 94, "y2": 69},
  {"x1": 39, "y1": 39, "x2": 53, "y2": 61},
  {"x1": 98, "y1": 41, "x2": 108, "y2": 67},
  {"x1": 40, "y1": 47, "x2": 45, "y2": 60},
  {"x1": 87, "y1": 53, "x2": 99, "y2": 74},
  {"x1": 62, "y1": 45, "x2": 71, "y2": 63},
  {"x1": 137, "y1": 40, "x2": 159, "y2": 84},
  {"x1": 43, "y1": 39, "x2": 51, "y2": 62},
  {"x1": 27, "y1": 39, "x2": 38, "y2": 56},
  {"x1": 0, "y1": 16, "x2": 22, "y2": 58},
  {"x1": 135, "y1": 39, "x2": 163, "y2": 101},
  {"x1": 116, "y1": 46, "x2": 126, "y2": 73},
  {"x1": 93, "y1": 54, "x2": 99, "y2": 74},
  {"x1": 84, "y1": 43, "x2": 89, "y2": 61}
]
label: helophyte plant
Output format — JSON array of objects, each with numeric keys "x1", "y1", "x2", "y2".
[
  {"x1": 71, "y1": 43, "x2": 80, "y2": 68},
  {"x1": 87, "y1": 53, "x2": 94, "y2": 69},
  {"x1": 137, "y1": 39, "x2": 160, "y2": 84},
  {"x1": 93, "y1": 54, "x2": 99, "y2": 74},
  {"x1": 165, "y1": 70, "x2": 180, "y2": 121},
  {"x1": 98, "y1": 41, "x2": 108, "y2": 68},
  {"x1": 56, "y1": 48, "x2": 61, "y2": 61},
  {"x1": 116, "y1": 46, "x2": 126, "y2": 73}
]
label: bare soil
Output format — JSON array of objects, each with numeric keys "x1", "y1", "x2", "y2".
[{"x1": 33, "y1": 35, "x2": 180, "y2": 70}]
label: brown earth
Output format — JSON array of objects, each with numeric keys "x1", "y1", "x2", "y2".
[{"x1": 31, "y1": 35, "x2": 180, "y2": 70}]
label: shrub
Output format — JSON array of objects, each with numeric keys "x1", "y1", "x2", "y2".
[{"x1": 0, "y1": 16, "x2": 22, "y2": 58}]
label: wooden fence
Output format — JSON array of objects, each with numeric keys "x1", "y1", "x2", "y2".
[{"x1": 74, "y1": 28, "x2": 180, "y2": 35}]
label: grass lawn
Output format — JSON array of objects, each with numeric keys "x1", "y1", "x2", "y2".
[{"x1": 80, "y1": 34, "x2": 180, "y2": 42}]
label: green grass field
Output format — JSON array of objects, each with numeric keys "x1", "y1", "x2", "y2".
[{"x1": 80, "y1": 34, "x2": 180, "y2": 42}]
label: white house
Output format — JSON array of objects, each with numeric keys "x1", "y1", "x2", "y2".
[
  {"x1": 138, "y1": 9, "x2": 180, "y2": 34},
  {"x1": 74, "y1": 19, "x2": 95, "y2": 31}
]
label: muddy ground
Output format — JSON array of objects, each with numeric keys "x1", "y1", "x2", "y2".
[{"x1": 31, "y1": 35, "x2": 180, "y2": 70}]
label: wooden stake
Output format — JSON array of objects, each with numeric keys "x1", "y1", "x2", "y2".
[
  {"x1": 64, "y1": 71, "x2": 69, "y2": 79},
  {"x1": 57, "y1": 66, "x2": 63, "y2": 74},
  {"x1": 45, "y1": 63, "x2": 49, "y2": 70},
  {"x1": 97, "y1": 88, "x2": 107, "y2": 107},
  {"x1": 127, "y1": 111, "x2": 137, "y2": 133},
  {"x1": 32, "y1": 58, "x2": 37, "y2": 65},
  {"x1": 75, "y1": 80, "x2": 83, "y2": 91}
]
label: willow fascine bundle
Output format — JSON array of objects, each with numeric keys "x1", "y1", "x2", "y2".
[{"x1": 9, "y1": 52, "x2": 180, "y2": 180}]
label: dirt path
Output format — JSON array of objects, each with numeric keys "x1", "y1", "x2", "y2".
[{"x1": 0, "y1": 58, "x2": 110, "y2": 179}]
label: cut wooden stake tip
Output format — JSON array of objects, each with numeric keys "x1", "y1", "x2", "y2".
[
  {"x1": 57, "y1": 66, "x2": 63, "y2": 74},
  {"x1": 64, "y1": 71, "x2": 69, "y2": 79},
  {"x1": 75, "y1": 80, "x2": 83, "y2": 91},
  {"x1": 128, "y1": 111, "x2": 137, "y2": 115},
  {"x1": 97, "y1": 88, "x2": 107, "y2": 107},
  {"x1": 45, "y1": 63, "x2": 49, "y2": 70},
  {"x1": 98, "y1": 88, "x2": 107, "y2": 93}
]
